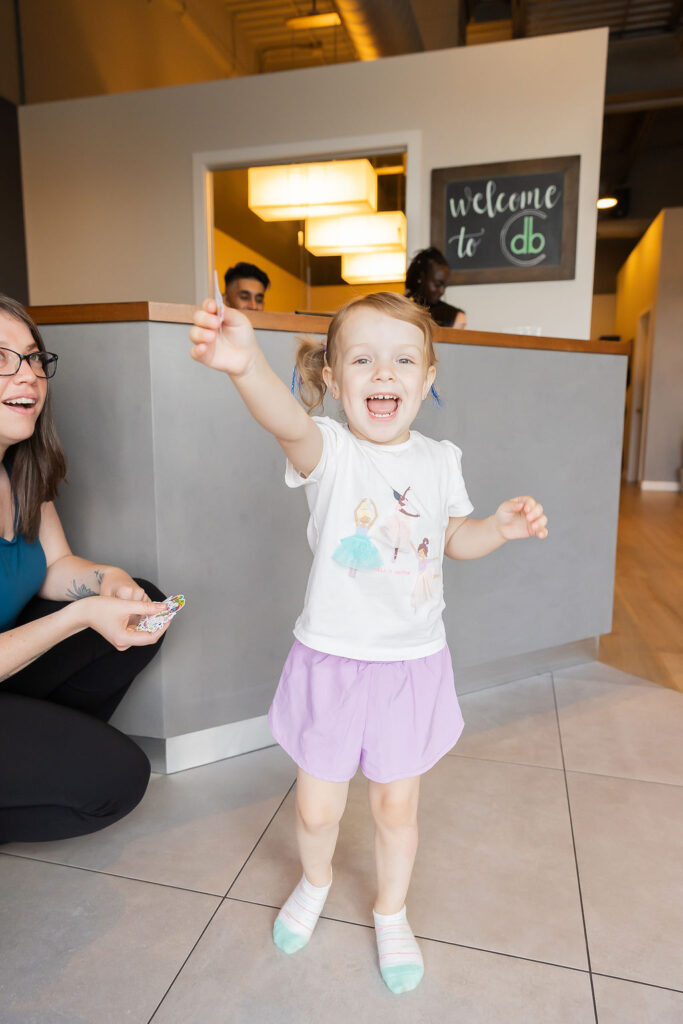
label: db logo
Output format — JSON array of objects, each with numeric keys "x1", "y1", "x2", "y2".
[{"x1": 500, "y1": 210, "x2": 548, "y2": 267}]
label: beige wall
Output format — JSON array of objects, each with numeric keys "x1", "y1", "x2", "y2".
[
  {"x1": 590, "y1": 294, "x2": 617, "y2": 341},
  {"x1": 643, "y1": 209, "x2": 683, "y2": 484},
  {"x1": 616, "y1": 209, "x2": 683, "y2": 485},
  {"x1": 19, "y1": 29, "x2": 607, "y2": 339},
  {"x1": 615, "y1": 216, "x2": 663, "y2": 347}
]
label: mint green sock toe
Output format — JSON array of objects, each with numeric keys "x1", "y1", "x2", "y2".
[
  {"x1": 381, "y1": 963, "x2": 424, "y2": 994},
  {"x1": 273, "y1": 917, "x2": 309, "y2": 954}
]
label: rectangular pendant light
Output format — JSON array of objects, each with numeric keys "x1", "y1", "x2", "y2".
[
  {"x1": 305, "y1": 211, "x2": 407, "y2": 256},
  {"x1": 248, "y1": 160, "x2": 377, "y2": 222},
  {"x1": 341, "y1": 251, "x2": 407, "y2": 284},
  {"x1": 286, "y1": 11, "x2": 341, "y2": 29}
]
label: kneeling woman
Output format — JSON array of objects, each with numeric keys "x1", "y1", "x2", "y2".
[{"x1": 0, "y1": 296, "x2": 169, "y2": 843}]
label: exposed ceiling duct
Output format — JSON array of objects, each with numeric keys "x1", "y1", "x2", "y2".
[{"x1": 334, "y1": 0, "x2": 424, "y2": 60}]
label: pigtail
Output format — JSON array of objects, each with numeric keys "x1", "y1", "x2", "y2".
[{"x1": 294, "y1": 335, "x2": 327, "y2": 412}]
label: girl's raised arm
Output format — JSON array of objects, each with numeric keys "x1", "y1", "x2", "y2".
[{"x1": 190, "y1": 300, "x2": 323, "y2": 477}]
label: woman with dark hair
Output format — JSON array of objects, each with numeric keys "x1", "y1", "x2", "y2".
[
  {"x1": 0, "y1": 295, "x2": 169, "y2": 844},
  {"x1": 405, "y1": 247, "x2": 467, "y2": 329}
]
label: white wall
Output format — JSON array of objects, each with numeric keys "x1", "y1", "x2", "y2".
[{"x1": 19, "y1": 29, "x2": 607, "y2": 339}]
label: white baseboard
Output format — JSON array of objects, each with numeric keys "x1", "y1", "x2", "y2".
[
  {"x1": 131, "y1": 714, "x2": 275, "y2": 774},
  {"x1": 640, "y1": 481, "x2": 680, "y2": 492}
]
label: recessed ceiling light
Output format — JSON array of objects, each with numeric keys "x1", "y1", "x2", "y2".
[{"x1": 597, "y1": 196, "x2": 618, "y2": 210}]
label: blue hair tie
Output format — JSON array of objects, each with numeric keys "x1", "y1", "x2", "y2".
[{"x1": 430, "y1": 383, "x2": 442, "y2": 408}]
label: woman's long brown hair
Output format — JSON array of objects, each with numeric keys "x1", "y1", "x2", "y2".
[{"x1": 0, "y1": 296, "x2": 66, "y2": 541}]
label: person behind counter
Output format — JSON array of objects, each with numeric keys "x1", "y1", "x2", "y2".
[
  {"x1": 223, "y1": 261, "x2": 270, "y2": 312},
  {"x1": 0, "y1": 295, "x2": 170, "y2": 844},
  {"x1": 405, "y1": 247, "x2": 467, "y2": 329}
]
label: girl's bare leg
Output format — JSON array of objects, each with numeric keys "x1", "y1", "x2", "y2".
[
  {"x1": 295, "y1": 767, "x2": 349, "y2": 886},
  {"x1": 273, "y1": 768, "x2": 348, "y2": 954},
  {"x1": 368, "y1": 775, "x2": 420, "y2": 914},
  {"x1": 368, "y1": 775, "x2": 424, "y2": 993}
]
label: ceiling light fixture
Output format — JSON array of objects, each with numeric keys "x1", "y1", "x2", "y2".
[
  {"x1": 305, "y1": 211, "x2": 407, "y2": 256},
  {"x1": 286, "y1": 1, "x2": 341, "y2": 31},
  {"x1": 597, "y1": 196, "x2": 618, "y2": 210},
  {"x1": 341, "y1": 251, "x2": 407, "y2": 284},
  {"x1": 248, "y1": 160, "x2": 377, "y2": 221}
]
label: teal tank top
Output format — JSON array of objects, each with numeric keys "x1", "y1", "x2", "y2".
[{"x1": 0, "y1": 531, "x2": 47, "y2": 631}]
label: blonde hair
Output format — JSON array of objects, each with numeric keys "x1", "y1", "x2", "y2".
[{"x1": 294, "y1": 292, "x2": 437, "y2": 412}]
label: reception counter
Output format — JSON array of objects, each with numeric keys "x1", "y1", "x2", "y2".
[{"x1": 31, "y1": 304, "x2": 628, "y2": 772}]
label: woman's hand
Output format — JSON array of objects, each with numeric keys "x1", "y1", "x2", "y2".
[
  {"x1": 99, "y1": 568, "x2": 147, "y2": 601},
  {"x1": 76, "y1": 596, "x2": 170, "y2": 651},
  {"x1": 495, "y1": 496, "x2": 548, "y2": 541},
  {"x1": 189, "y1": 299, "x2": 259, "y2": 378}
]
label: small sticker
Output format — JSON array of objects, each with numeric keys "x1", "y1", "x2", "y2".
[{"x1": 135, "y1": 594, "x2": 185, "y2": 633}]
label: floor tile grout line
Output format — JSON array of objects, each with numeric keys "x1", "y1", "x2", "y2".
[
  {"x1": 145, "y1": 778, "x2": 297, "y2": 1024},
  {"x1": 223, "y1": 893, "x2": 595, "y2": 977},
  {"x1": 223, "y1": 778, "x2": 297, "y2": 900},
  {"x1": 452, "y1": 754, "x2": 683, "y2": 790},
  {"x1": 451, "y1": 752, "x2": 565, "y2": 772},
  {"x1": 591, "y1": 972, "x2": 683, "y2": 996},
  {"x1": 145, "y1": 896, "x2": 226, "y2": 1024},
  {"x1": 551, "y1": 671, "x2": 599, "y2": 1024},
  {"x1": 456, "y1": 659, "x2": 656, "y2": 699},
  {"x1": 565, "y1": 767, "x2": 683, "y2": 790},
  {"x1": 456, "y1": 669, "x2": 555, "y2": 697},
  {"x1": 0, "y1": 850, "x2": 223, "y2": 898}
]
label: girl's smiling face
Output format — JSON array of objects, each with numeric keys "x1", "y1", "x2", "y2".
[{"x1": 322, "y1": 308, "x2": 436, "y2": 446}]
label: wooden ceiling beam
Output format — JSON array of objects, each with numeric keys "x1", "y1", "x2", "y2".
[
  {"x1": 669, "y1": 0, "x2": 683, "y2": 29},
  {"x1": 511, "y1": 0, "x2": 528, "y2": 37}
]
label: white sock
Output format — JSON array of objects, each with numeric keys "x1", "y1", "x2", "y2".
[
  {"x1": 273, "y1": 871, "x2": 332, "y2": 953},
  {"x1": 373, "y1": 905, "x2": 424, "y2": 994}
]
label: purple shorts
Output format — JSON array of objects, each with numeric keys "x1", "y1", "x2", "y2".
[{"x1": 268, "y1": 640, "x2": 464, "y2": 784}]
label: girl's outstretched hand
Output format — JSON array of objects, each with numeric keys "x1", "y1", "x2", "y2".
[
  {"x1": 189, "y1": 299, "x2": 258, "y2": 378},
  {"x1": 495, "y1": 496, "x2": 548, "y2": 541}
]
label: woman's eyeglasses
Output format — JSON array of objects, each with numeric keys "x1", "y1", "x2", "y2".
[{"x1": 0, "y1": 347, "x2": 58, "y2": 379}]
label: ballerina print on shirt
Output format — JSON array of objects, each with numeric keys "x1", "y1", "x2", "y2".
[
  {"x1": 410, "y1": 537, "x2": 440, "y2": 611},
  {"x1": 379, "y1": 486, "x2": 420, "y2": 561},
  {"x1": 333, "y1": 498, "x2": 383, "y2": 578}
]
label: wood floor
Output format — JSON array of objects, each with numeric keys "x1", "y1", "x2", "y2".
[{"x1": 598, "y1": 483, "x2": 683, "y2": 692}]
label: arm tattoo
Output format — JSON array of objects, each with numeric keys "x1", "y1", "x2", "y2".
[
  {"x1": 66, "y1": 569, "x2": 105, "y2": 601},
  {"x1": 66, "y1": 581, "x2": 98, "y2": 599}
]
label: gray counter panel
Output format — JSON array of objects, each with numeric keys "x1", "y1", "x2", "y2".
[{"x1": 43, "y1": 321, "x2": 627, "y2": 741}]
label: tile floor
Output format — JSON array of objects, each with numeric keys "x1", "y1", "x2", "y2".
[{"x1": 2, "y1": 660, "x2": 682, "y2": 1024}]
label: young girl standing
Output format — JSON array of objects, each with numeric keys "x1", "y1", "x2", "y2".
[{"x1": 189, "y1": 292, "x2": 548, "y2": 994}]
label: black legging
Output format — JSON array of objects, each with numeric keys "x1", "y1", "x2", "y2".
[{"x1": 0, "y1": 579, "x2": 164, "y2": 843}]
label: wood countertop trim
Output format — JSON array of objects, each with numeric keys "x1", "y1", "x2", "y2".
[{"x1": 28, "y1": 303, "x2": 630, "y2": 356}]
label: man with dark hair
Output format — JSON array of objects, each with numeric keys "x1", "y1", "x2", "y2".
[{"x1": 223, "y1": 261, "x2": 270, "y2": 311}]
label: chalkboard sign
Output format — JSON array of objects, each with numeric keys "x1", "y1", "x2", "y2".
[{"x1": 431, "y1": 156, "x2": 580, "y2": 285}]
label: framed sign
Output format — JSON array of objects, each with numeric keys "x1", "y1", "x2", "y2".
[{"x1": 431, "y1": 155, "x2": 580, "y2": 285}]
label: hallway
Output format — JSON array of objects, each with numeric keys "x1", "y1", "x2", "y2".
[{"x1": 599, "y1": 485, "x2": 683, "y2": 692}]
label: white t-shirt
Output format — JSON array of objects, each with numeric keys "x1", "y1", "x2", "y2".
[{"x1": 286, "y1": 416, "x2": 473, "y2": 661}]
